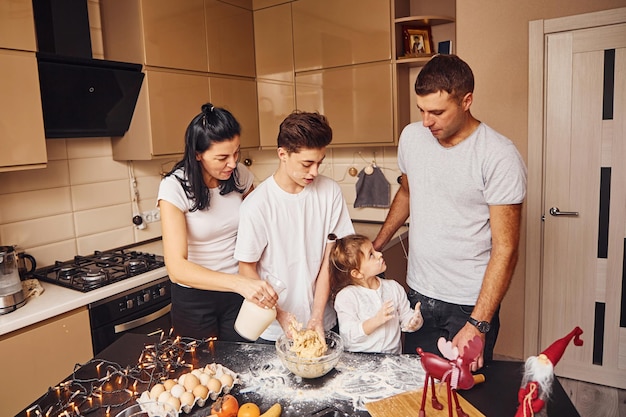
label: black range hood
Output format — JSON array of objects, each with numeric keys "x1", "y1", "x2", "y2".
[{"x1": 32, "y1": 0, "x2": 144, "y2": 139}]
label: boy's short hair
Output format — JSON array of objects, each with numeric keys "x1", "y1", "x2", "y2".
[
  {"x1": 277, "y1": 111, "x2": 332, "y2": 153},
  {"x1": 415, "y1": 54, "x2": 474, "y2": 102}
]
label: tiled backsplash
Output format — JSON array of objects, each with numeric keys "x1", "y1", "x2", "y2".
[{"x1": 0, "y1": 139, "x2": 400, "y2": 268}]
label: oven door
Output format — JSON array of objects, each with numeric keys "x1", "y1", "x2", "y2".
[{"x1": 89, "y1": 277, "x2": 172, "y2": 355}]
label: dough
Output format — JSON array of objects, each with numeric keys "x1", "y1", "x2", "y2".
[{"x1": 289, "y1": 321, "x2": 327, "y2": 358}]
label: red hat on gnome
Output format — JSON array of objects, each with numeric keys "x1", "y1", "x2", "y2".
[{"x1": 541, "y1": 326, "x2": 584, "y2": 366}]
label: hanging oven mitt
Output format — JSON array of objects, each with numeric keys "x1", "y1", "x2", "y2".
[{"x1": 354, "y1": 165, "x2": 391, "y2": 208}]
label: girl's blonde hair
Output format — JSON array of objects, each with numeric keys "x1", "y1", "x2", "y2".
[{"x1": 328, "y1": 234, "x2": 370, "y2": 299}]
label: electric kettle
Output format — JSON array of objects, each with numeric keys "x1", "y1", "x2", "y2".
[{"x1": 0, "y1": 246, "x2": 26, "y2": 314}]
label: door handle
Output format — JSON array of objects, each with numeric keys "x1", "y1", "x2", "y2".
[{"x1": 549, "y1": 207, "x2": 579, "y2": 217}]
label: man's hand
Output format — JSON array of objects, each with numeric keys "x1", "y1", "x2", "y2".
[{"x1": 452, "y1": 322, "x2": 486, "y2": 371}]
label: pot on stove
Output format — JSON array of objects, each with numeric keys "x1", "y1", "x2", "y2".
[{"x1": 0, "y1": 246, "x2": 26, "y2": 314}]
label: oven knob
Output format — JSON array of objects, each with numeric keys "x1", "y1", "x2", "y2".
[
  {"x1": 143, "y1": 292, "x2": 150, "y2": 302},
  {"x1": 159, "y1": 287, "x2": 166, "y2": 297},
  {"x1": 126, "y1": 299, "x2": 134, "y2": 309}
]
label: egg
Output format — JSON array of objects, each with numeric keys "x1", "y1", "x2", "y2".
[
  {"x1": 166, "y1": 395, "x2": 181, "y2": 411},
  {"x1": 219, "y1": 373, "x2": 234, "y2": 388},
  {"x1": 191, "y1": 369, "x2": 203, "y2": 378},
  {"x1": 163, "y1": 379, "x2": 177, "y2": 391},
  {"x1": 183, "y1": 373, "x2": 200, "y2": 391},
  {"x1": 199, "y1": 372, "x2": 211, "y2": 386},
  {"x1": 157, "y1": 390, "x2": 172, "y2": 403},
  {"x1": 206, "y1": 377, "x2": 222, "y2": 393},
  {"x1": 177, "y1": 373, "x2": 187, "y2": 387},
  {"x1": 169, "y1": 383, "x2": 185, "y2": 398},
  {"x1": 149, "y1": 383, "x2": 165, "y2": 400},
  {"x1": 192, "y1": 383, "x2": 209, "y2": 399},
  {"x1": 180, "y1": 391, "x2": 195, "y2": 407}
]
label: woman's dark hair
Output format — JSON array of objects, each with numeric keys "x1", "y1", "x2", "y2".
[
  {"x1": 165, "y1": 103, "x2": 244, "y2": 211},
  {"x1": 277, "y1": 111, "x2": 332, "y2": 153},
  {"x1": 328, "y1": 234, "x2": 370, "y2": 299},
  {"x1": 415, "y1": 54, "x2": 474, "y2": 102}
]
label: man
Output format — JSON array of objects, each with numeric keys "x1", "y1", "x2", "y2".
[
  {"x1": 235, "y1": 111, "x2": 354, "y2": 342},
  {"x1": 372, "y1": 54, "x2": 527, "y2": 369}
]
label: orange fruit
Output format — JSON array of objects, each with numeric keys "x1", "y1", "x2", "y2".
[{"x1": 237, "y1": 402, "x2": 261, "y2": 417}]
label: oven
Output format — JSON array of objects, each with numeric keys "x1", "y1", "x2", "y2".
[{"x1": 31, "y1": 244, "x2": 172, "y2": 355}]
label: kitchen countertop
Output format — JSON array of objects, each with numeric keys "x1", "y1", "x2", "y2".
[
  {"x1": 0, "y1": 239, "x2": 166, "y2": 337},
  {"x1": 16, "y1": 333, "x2": 580, "y2": 417}
]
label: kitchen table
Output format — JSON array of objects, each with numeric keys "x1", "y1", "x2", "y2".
[{"x1": 17, "y1": 333, "x2": 580, "y2": 417}]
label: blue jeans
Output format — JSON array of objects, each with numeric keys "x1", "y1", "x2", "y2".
[{"x1": 403, "y1": 289, "x2": 500, "y2": 362}]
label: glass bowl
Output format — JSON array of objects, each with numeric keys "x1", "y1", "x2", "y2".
[
  {"x1": 275, "y1": 330, "x2": 343, "y2": 379},
  {"x1": 115, "y1": 401, "x2": 178, "y2": 417}
]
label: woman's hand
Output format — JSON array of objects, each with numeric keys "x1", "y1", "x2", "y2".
[{"x1": 238, "y1": 275, "x2": 278, "y2": 309}]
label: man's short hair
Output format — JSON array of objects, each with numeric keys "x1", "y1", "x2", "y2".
[{"x1": 415, "y1": 54, "x2": 474, "y2": 102}]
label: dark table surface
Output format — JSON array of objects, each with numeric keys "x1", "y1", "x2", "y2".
[{"x1": 18, "y1": 333, "x2": 580, "y2": 417}]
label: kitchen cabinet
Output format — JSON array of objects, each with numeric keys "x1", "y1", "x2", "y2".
[
  {"x1": 254, "y1": 3, "x2": 295, "y2": 147},
  {"x1": 0, "y1": 0, "x2": 37, "y2": 52},
  {"x1": 392, "y1": 0, "x2": 455, "y2": 137},
  {"x1": 295, "y1": 61, "x2": 394, "y2": 146},
  {"x1": 0, "y1": 307, "x2": 92, "y2": 417},
  {"x1": 291, "y1": 0, "x2": 391, "y2": 72},
  {"x1": 0, "y1": 49, "x2": 47, "y2": 172}
]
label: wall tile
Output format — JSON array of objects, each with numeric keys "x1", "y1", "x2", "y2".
[
  {"x1": 72, "y1": 180, "x2": 130, "y2": 211},
  {"x1": 66, "y1": 138, "x2": 112, "y2": 159},
  {"x1": 74, "y1": 203, "x2": 132, "y2": 237},
  {"x1": 0, "y1": 160, "x2": 69, "y2": 194},
  {"x1": 0, "y1": 213, "x2": 75, "y2": 248},
  {"x1": 0, "y1": 188, "x2": 72, "y2": 223},
  {"x1": 134, "y1": 221, "x2": 162, "y2": 242},
  {"x1": 68, "y1": 156, "x2": 128, "y2": 185},
  {"x1": 20, "y1": 240, "x2": 78, "y2": 270},
  {"x1": 77, "y1": 227, "x2": 135, "y2": 255},
  {"x1": 46, "y1": 140, "x2": 68, "y2": 161}
]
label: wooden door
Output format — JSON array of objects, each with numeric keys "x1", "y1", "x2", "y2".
[{"x1": 541, "y1": 22, "x2": 626, "y2": 388}]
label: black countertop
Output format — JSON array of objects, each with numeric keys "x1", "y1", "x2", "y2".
[{"x1": 18, "y1": 333, "x2": 580, "y2": 417}]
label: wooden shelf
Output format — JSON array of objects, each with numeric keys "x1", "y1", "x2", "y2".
[{"x1": 394, "y1": 15, "x2": 455, "y2": 26}]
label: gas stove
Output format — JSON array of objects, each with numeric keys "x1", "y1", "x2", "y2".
[{"x1": 32, "y1": 248, "x2": 165, "y2": 292}]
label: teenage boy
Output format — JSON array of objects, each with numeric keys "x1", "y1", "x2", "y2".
[{"x1": 235, "y1": 111, "x2": 354, "y2": 342}]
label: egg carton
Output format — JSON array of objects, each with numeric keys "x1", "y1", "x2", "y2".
[{"x1": 138, "y1": 363, "x2": 239, "y2": 415}]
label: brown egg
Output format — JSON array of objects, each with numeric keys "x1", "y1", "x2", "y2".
[
  {"x1": 149, "y1": 383, "x2": 165, "y2": 400},
  {"x1": 206, "y1": 377, "x2": 222, "y2": 393},
  {"x1": 166, "y1": 395, "x2": 181, "y2": 412},
  {"x1": 183, "y1": 373, "x2": 200, "y2": 391},
  {"x1": 163, "y1": 379, "x2": 177, "y2": 391},
  {"x1": 192, "y1": 383, "x2": 209, "y2": 399},
  {"x1": 180, "y1": 391, "x2": 195, "y2": 407},
  {"x1": 219, "y1": 373, "x2": 234, "y2": 388}
]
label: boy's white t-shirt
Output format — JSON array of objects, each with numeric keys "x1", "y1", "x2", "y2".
[
  {"x1": 235, "y1": 174, "x2": 355, "y2": 341},
  {"x1": 157, "y1": 164, "x2": 254, "y2": 275}
]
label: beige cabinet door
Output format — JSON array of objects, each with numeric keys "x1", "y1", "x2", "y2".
[
  {"x1": 209, "y1": 76, "x2": 259, "y2": 149},
  {"x1": 541, "y1": 23, "x2": 626, "y2": 389},
  {"x1": 113, "y1": 69, "x2": 210, "y2": 160},
  {"x1": 0, "y1": 0, "x2": 37, "y2": 51},
  {"x1": 205, "y1": 0, "x2": 255, "y2": 77},
  {"x1": 254, "y1": 2, "x2": 294, "y2": 82},
  {"x1": 292, "y1": 0, "x2": 391, "y2": 72},
  {"x1": 295, "y1": 62, "x2": 394, "y2": 145},
  {"x1": 257, "y1": 80, "x2": 295, "y2": 148},
  {"x1": 0, "y1": 49, "x2": 47, "y2": 171}
]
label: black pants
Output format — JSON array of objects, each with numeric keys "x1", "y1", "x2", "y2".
[
  {"x1": 170, "y1": 283, "x2": 248, "y2": 342},
  {"x1": 403, "y1": 289, "x2": 500, "y2": 362}
]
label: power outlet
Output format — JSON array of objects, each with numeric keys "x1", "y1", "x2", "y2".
[{"x1": 142, "y1": 209, "x2": 161, "y2": 223}]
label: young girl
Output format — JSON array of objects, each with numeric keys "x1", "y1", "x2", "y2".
[{"x1": 329, "y1": 234, "x2": 423, "y2": 354}]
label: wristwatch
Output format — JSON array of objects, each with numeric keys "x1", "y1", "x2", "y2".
[{"x1": 467, "y1": 316, "x2": 491, "y2": 333}]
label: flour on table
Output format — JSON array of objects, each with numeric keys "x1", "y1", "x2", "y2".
[{"x1": 235, "y1": 344, "x2": 426, "y2": 413}]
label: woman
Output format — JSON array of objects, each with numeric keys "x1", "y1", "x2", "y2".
[{"x1": 158, "y1": 103, "x2": 277, "y2": 341}]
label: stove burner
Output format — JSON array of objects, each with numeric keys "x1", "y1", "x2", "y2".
[
  {"x1": 83, "y1": 267, "x2": 107, "y2": 282},
  {"x1": 32, "y1": 245, "x2": 166, "y2": 292}
]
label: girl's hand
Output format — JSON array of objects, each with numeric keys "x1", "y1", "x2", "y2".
[
  {"x1": 306, "y1": 317, "x2": 326, "y2": 349},
  {"x1": 376, "y1": 300, "x2": 396, "y2": 326},
  {"x1": 402, "y1": 301, "x2": 424, "y2": 332}
]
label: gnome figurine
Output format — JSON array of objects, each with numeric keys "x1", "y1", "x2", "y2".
[{"x1": 515, "y1": 326, "x2": 584, "y2": 417}]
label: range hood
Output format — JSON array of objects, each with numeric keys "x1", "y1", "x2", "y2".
[{"x1": 32, "y1": 0, "x2": 144, "y2": 139}]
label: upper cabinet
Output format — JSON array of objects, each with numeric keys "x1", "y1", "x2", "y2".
[
  {"x1": 392, "y1": 0, "x2": 455, "y2": 137},
  {"x1": 0, "y1": 1, "x2": 47, "y2": 172},
  {"x1": 292, "y1": 0, "x2": 391, "y2": 72},
  {"x1": 101, "y1": 0, "x2": 258, "y2": 160}
]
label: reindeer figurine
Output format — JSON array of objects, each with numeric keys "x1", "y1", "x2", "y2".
[{"x1": 417, "y1": 336, "x2": 483, "y2": 417}]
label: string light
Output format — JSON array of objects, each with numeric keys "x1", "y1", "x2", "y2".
[{"x1": 25, "y1": 333, "x2": 214, "y2": 417}]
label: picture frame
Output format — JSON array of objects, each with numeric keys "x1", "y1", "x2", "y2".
[{"x1": 402, "y1": 26, "x2": 434, "y2": 57}]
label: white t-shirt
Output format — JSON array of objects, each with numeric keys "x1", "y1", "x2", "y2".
[
  {"x1": 335, "y1": 277, "x2": 416, "y2": 354},
  {"x1": 157, "y1": 164, "x2": 254, "y2": 275},
  {"x1": 234, "y1": 174, "x2": 355, "y2": 341},
  {"x1": 398, "y1": 122, "x2": 527, "y2": 305}
]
